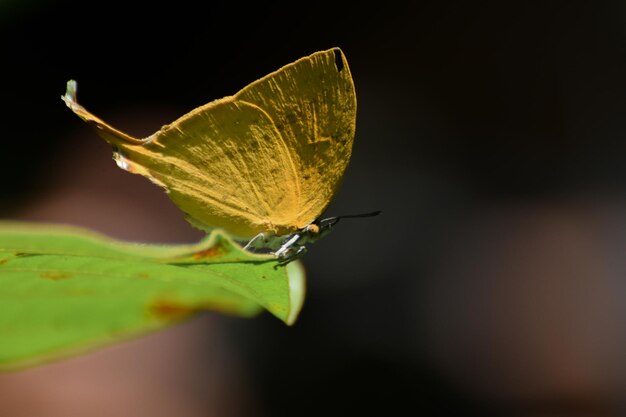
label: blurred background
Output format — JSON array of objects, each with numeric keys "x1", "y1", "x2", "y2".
[{"x1": 0, "y1": 0, "x2": 625, "y2": 416}]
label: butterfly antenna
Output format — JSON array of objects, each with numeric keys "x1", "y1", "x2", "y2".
[
  {"x1": 336, "y1": 210, "x2": 382, "y2": 219},
  {"x1": 318, "y1": 210, "x2": 381, "y2": 228}
]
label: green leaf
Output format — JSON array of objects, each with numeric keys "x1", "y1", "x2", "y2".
[{"x1": 0, "y1": 222, "x2": 305, "y2": 371}]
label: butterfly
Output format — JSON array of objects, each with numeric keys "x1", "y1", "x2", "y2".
[{"x1": 63, "y1": 48, "x2": 378, "y2": 263}]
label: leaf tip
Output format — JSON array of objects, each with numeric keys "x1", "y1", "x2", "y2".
[{"x1": 285, "y1": 260, "x2": 306, "y2": 325}]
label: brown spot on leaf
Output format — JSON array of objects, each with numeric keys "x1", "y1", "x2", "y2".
[
  {"x1": 192, "y1": 244, "x2": 225, "y2": 260},
  {"x1": 40, "y1": 272, "x2": 72, "y2": 281},
  {"x1": 149, "y1": 299, "x2": 195, "y2": 321},
  {"x1": 0, "y1": 258, "x2": 8, "y2": 265},
  {"x1": 135, "y1": 272, "x2": 150, "y2": 279}
]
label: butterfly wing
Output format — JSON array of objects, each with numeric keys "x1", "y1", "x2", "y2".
[
  {"x1": 235, "y1": 48, "x2": 356, "y2": 228},
  {"x1": 63, "y1": 48, "x2": 355, "y2": 239},
  {"x1": 114, "y1": 98, "x2": 301, "y2": 238}
]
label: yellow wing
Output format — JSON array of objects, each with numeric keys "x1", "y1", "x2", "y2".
[
  {"x1": 116, "y1": 99, "x2": 302, "y2": 238},
  {"x1": 62, "y1": 48, "x2": 356, "y2": 239},
  {"x1": 235, "y1": 48, "x2": 356, "y2": 229}
]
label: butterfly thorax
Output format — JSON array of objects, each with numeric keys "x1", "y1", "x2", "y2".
[{"x1": 243, "y1": 218, "x2": 335, "y2": 264}]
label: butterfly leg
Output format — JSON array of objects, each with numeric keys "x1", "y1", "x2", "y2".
[
  {"x1": 276, "y1": 246, "x2": 307, "y2": 266},
  {"x1": 275, "y1": 234, "x2": 307, "y2": 265},
  {"x1": 243, "y1": 232, "x2": 270, "y2": 251},
  {"x1": 246, "y1": 231, "x2": 309, "y2": 264}
]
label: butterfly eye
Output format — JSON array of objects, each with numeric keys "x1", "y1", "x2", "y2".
[{"x1": 305, "y1": 224, "x2": 320, "y2": 234}]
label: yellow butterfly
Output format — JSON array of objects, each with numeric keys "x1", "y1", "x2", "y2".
[{"x1": 63, "y1": 48, "x2": 378, "y2": 263}]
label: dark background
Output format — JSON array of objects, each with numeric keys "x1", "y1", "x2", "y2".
[{"x1": 1, "y1": 1, "x2": 625, "y2": 416}]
